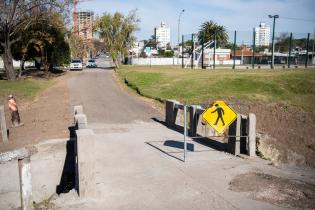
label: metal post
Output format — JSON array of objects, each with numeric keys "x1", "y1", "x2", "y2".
[
  {"x1": 191, "y1": 34, "x2": 194, "y2": 69},
  {"x1": 312, "y1": 29, "x2": 315, "y2": 66},
  {"x1": 201, "y1": 32, "x2": 204, "y2": 69},
  {"x1": 305, "y1": 33, "x2": 310, "y2": 68},
  {"x1": 252, "y1": 28, "x2": 255, "y2": 69},
  {"x1": 213, "y1": 31, "x2": 216, "y2": 69},
  {"x1": 288, "y1": 32, "x2": 292, "y2": 68},
  {"x1": 184, "y1": 105, "x2": 187, "y2": 162},
  {"x1": 182, "y1": 35, "x2": 184, "y2": 69},
  {"x1": 270, "y1": 16, "x2": 278, "y2": 69},
  {"x1": 178, "y1": 9, "x2": 185, "y2": 67},
  {"x1": 233, "y1": 30, "x2": 236, "y2": 69}
]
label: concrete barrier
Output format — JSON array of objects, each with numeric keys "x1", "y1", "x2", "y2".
[
  {"x1": 0, "y1": 147, "x2": 37, "y2": 210},
  {"x1": 72, "y1": 105, "x2": 96, "y2": 198},
  {"x1": 165, "y1": 100, "x2": 180, "y2": 127},
  {"x1": 74, "y1": 105, "x2": 83, "y2": 115},
  {"x1": 0, "y1": 105, "x2": 8, "y2": 143},
  {"x1": 248, "y1": 113, "x2": 256, "y2": 157},
  {"x1": 74, "y1": 114, "x2": 88, "y2": 129},
  {"x1": 75, "y1": 129, "x2": 95, "y2": 198},
  {"x1": 227, "y1": 114, "x2": 242, "y2": 155}
]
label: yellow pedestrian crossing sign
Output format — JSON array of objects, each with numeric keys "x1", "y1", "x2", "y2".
[{"x1": 202, "y1": 101, "x2": 237, "y2": 134}]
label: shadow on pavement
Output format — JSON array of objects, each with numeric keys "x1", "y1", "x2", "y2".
[
  {"x1": 145, "y1": 141, "x2": 184, "y2": 162},
  {"x1": 56, "y1": 125, "x2": 77, "y2": 195},
  {"x1": 164, "y1": 140, "x2": 195, "y2": 151},
  {"x1": 151, "y1": 117, "x2": 227, "y2": 152}
]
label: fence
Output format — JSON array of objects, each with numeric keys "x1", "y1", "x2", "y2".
[{"x1": 181, "y1": 30, "x2": 315, "y2": 69}]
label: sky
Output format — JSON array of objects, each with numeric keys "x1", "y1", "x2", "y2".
[{"x1": 79, "y1": 0, "x2": 315, "y2": 45}]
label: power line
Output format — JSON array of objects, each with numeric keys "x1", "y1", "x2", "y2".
[{"x1": 280, "y1": 16, "x2": 315, "y2": 22}]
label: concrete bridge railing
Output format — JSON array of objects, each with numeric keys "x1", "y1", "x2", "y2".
[
  {"x1": 0, "y1": 147, "x2": 37, "y2": 210},
  {"x1": 165, "y1": 100, "x2": 256, "y2": 157},
  {"x1": 73, "y1": 105, "x2": 96, "y2": 198}
]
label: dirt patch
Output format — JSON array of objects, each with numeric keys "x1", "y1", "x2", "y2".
[
  {"x1": 0, "y1": 75, "x2": 71, "y2": 152},
  {"x1": 229, "y1": 172, "x2": 315, "y2": 209}
]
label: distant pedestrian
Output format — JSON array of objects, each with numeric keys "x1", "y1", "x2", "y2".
[{"x1": 8, "y1": 95, "x2": 24, "y2": 127}]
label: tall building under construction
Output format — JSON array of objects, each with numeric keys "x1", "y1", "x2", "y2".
[{"x1": 76, "y1": 10, "x2": 94, "y2": 40}]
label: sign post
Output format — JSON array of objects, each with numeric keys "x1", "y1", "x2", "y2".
[{"x1": 183, "y1": 105, "x2": 187, "y2": 162}]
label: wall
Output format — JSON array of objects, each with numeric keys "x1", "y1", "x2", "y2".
[
  {"x1": 0, "y1": 58, "x2": 34, "y2": 69},
  {"x1": 131, "y1": 57, "x2": 190, "y2": 65}
]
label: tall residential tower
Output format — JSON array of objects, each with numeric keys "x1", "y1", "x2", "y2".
[
  {"x1": 76, "y1": 10, "x2": 94, "y2": 40},
  {"x1": 255, "y1": 22, "x2": 270, "y2": 46},
  {"x1": 155, "y1": 22, "x2": 171, "y2": 49}
]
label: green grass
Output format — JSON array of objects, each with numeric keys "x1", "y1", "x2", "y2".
[
  {"x1": 0, "y1": 79, "x2": 53, "y2": 102},
  {"x1": 117, "y1": 66, "x2": 315, "y2": 111}
]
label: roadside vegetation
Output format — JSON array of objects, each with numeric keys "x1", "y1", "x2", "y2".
[
  {"x1": 0, "y1": 79, "x2": 53, "y2": 102},
  {"x1": 118, "y1": 66, "x2": 315, "y2": 112}
]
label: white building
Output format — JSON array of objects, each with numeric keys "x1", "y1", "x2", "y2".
[
  {"x1": 255, "y1": 22, "x2": 270, "y2": 46},
  {"x1": 155, "y1": 22, "x2": 170, "y2": 49}
]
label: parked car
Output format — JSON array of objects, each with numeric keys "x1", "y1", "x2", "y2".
[
  {"x1": 70, "y1": 59, "x2": 83, "y2": 71},
  {"x1": 87, "y1": 59, "x2": 97, "y2": 68}
]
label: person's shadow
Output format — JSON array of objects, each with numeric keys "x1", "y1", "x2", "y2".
[{"x1": 56, "y1": 125, "x2": 77, "y2": 194}]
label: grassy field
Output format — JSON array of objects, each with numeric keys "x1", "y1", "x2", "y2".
[
  {"x1": 117, "y1": 66, "x2": 315, "y2": 111},
  {"x1": 0, "y1": 79, "x2": 53, "y2": 102}
]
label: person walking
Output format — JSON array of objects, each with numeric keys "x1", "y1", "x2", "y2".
[{"x1": 8, "y1": 94, "x2": 24, "y2": 127}]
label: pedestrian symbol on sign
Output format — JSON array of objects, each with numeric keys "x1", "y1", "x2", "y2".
[
  {"x1": 202, "y1": 101, "x2": 237, "y2": 134},
  {"x1": 212, "y1": 104, "x2": 225, "y2": 126}
]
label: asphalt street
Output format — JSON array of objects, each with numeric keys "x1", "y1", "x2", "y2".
[{"x1": 67, "y1": 56, "x2": 161, "y2": 124}]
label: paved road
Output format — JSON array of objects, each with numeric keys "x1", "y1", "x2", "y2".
[{"x1": 68, "y1": 57, "x2": 161, "y2": 124}]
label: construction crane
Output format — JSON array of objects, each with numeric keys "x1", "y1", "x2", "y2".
[{"x1": 72, "y1": 0, "x2": 95, "y2": 34}]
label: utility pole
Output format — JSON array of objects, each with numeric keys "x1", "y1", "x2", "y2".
[
  {"x1": 177, "y1": 9, "x2": 185, "y2": 66},
  {"x1": 312, "y1": 28, "x2": 315, "y2": 65},
  {"x1": 268, "y1": 15, "x2": 279, "y2": 69}
]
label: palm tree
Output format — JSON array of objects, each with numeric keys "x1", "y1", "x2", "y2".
[{"x1": 198, "y1": 21, "x2": 228, "y2": 47}]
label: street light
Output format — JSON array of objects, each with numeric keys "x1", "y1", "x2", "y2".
[
  {"x1": 178, "y1": 9, "x2": 185, "y2": 64},
  {"x1": 268, "y1": 14, "x2": 279, "y2": 69}
]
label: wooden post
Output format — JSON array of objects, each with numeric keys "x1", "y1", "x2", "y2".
[
  {"x1": 0, "y1": 105, "x2": 8, "y2": 143},
  {"x1": 18, "y1": 157, "x2": 32, "y2": 210}
]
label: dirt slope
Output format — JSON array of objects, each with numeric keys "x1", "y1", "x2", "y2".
[{"x1": 0, "y1": 75, "x2": 71, "y2": 152}]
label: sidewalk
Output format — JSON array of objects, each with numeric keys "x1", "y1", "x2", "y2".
[{"x1": 2, "y1": 121, "x2": 314, "y2": 209}]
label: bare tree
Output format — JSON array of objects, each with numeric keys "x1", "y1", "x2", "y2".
[{"x1": 0, "y1": 0, "x2": 65, "y2": 80}]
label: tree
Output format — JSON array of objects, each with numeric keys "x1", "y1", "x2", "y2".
[
  {"x1": 92, "y1": 39, "x2": 106, "y2": 56},
  {"x1": 68, "y1": 34, "x2": 87, "y2": 59},
  {"x1": 11, "y1": 12, "x2": 70, "y2": 77},
  {"x1": 145, "y1": 35, "x2": 158, "y2": 49},
  {"x1": 275, "y1": 33, "x2": 290, "y2": 52},
  {"x1": 198, "y1": 20, "x2": 228, "y2": 47},
  {"x1": 0, "y1": 0, "x2": 65, "y2": 80},
  {"x1": 95, "y1": 10, "x2": 139, "y2": 68}
]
